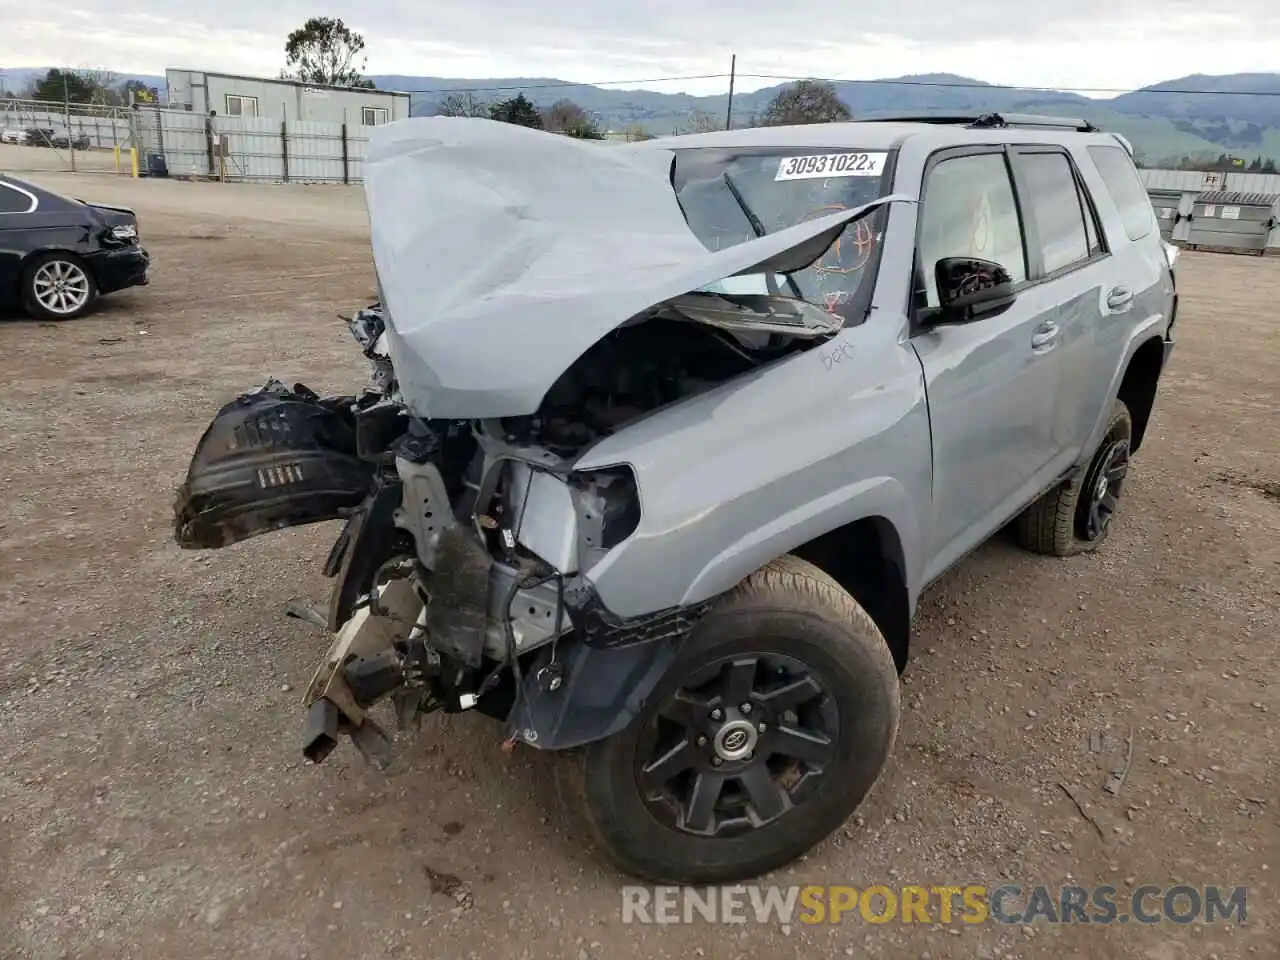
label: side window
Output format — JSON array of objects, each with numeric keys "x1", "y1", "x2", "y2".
[
  {"x1": 1079, "y1": 176, "x2": 1104, "y2": 256},
  {"x1": 916, "y1": 152, "x2": 1027, "y2": 309},
  {"x1": 1088, "y1": 144, "x2": 1158, "y2": 242},
  {"x1": 225, "y1": 95, "x2": 259, "y2": 118},
  {"x1": 1015, "y1": 152, "x2": 1091, "y2": 275},
  {"x1": 0, "y1": 184, "x2": 35, "y2": 215}
]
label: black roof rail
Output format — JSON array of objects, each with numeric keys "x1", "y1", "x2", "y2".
[{"x1": 852, "y1": 112, "x2": 1098, "y2": 133}]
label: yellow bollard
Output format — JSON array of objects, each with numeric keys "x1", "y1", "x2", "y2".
[
  {"x1": 113, "y1": 144, "x2": 121, "y2": 173},
  {"x1": 130, "y1": 147, "x2": 139, "y2": 179}
]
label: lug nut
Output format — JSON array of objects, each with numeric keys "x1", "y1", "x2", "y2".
[
  {"x1": 710, "y1": 708, "x2": 723, "y2": 721},
  {"x1": 711, "y1": 756, "x2": 723, "y2": 767},
  {"x1": 740, "y1": 702, "x2": 752, "y2": 714},
  {"x1": 696, "y1": 736, "x2": 708, "y2": 747}
]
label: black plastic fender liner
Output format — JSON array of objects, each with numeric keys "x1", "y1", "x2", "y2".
[
  {"x1": 505, "y1": 633, "x2": 683, "y2": 751},
  {"x1": 173, "y1": 380, "x2": 376, "y2": 549}
]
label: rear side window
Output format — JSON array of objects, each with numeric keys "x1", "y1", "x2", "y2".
[
  {"x1": 1088, "y1": 144, "x2": 1157, "y2": 241},
  {"x1": 0, "y1": 183, "x2": 36, "y2": 214},
  {"x1": 1015, "y1": 152, "x2": 1093, "y2": 274}
]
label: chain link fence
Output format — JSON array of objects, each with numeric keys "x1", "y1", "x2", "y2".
[{"x1": 0, "y1": 98, "x2": 134, "y2": 174}]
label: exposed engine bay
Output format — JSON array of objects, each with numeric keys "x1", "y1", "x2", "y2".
[{"x1": 174, "y1": 296, "x2": 834, "y2": 768}]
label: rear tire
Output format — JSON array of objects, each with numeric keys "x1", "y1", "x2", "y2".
[
  {"x1": 556, "y1": 554, "x2": 900, "y2": 884},
  {"x1": 1016, "y1": 400, "x2": 1133, "y2": 556}
]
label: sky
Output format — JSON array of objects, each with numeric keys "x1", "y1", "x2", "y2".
[{"x1": 2, "y1": 1, "x2": 1278, "y2": 97}]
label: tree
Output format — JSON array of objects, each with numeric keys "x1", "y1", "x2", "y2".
[
  {"x1": 120, "y1": 79, "x2": 159, "y2": 104},
  {"x1": 436, "y1": 92, "x2": 490, "y2": 118},
  {"x1": 77, "y1": 67, "x2": 121, "y2": 104},
  {"x1": 541, "y1": 98, "x2": 603, "y2": 138},
  {"x1": 284, "y1": 17, "x2": 375, "y2": 88},
  {"x1": 489, "y1": 94, "x2": 543, "y2": 129},
  {"x1": 759, "y1": 80, "x2": 851, "y2": 126},
  {"x1": 688, "y1": 108, "x2": 721, "y2": 133},
  {"x1": 29, "y1": 68, "x2": 101, "y2": 104},
  {"x1": 622, "y1": 125, "x2": 655, "y2": 142}
]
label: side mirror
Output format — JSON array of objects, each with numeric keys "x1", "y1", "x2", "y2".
[{"x1": 931, "y1": 257, "x2": 1017, "y2": 324}]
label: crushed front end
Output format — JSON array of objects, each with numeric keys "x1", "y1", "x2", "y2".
[{"x1": 173, "y1": 304, "x2": 680, "y2": 767}]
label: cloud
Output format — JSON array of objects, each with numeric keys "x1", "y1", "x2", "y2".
[{"x1": 4, "y1": 1, "x2": 1279, "y2": 95}]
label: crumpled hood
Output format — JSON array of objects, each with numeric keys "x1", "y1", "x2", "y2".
[{"x1": 364, "y1": 117, "x2": 901, "y2": 420}]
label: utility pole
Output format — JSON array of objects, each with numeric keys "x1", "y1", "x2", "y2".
[
  {"x1": 64, "y1": 72, "x2": 76, "y2": 172},
  {"x1": 725, "y1": 54, "x2": 737, "y2": 131}
]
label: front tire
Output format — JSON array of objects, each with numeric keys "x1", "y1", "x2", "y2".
[
  {"x1": 557, "y1": 554, "x2": 900, "y2": 884},
  {"x1": 1016, "y1": 399, "x2": 1133, "y2": 556},
  {"x1": 22, "y1": 253, "x2": 99, "y2": 321}
]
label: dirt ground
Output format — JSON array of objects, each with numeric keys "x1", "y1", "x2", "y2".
[
  {"x1": 0, "y1": 143, "x2": 122, "y2": 176},
  {"x1": 0, "y1": 170, "x2": 1275, "y2": 960}
]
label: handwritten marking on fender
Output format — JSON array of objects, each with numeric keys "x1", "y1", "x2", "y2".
[{"x1": 820, "y1": 342, "x2": 856, "y2": 370}]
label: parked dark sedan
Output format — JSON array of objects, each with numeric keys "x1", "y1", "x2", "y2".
[
  {"x1": 0, "y1": 174, "x2": 150, "y2": 320},
  {"x1": 49, "y1": 131, "x2": 93, "y2": 150}
]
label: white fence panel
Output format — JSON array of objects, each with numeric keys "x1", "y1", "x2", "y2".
[
  {"x1": 346, "y1": 131, "x2": 370, "y2": 184},
  {"x1": 156, "y1": 110, "x2": 209, "y2": 177},
  {"x1": 214, "y1": 115, "x2": 286, "y2": 182},
  {"x1": 286, "y1": 119, "x2": 348, "y2": 183}
]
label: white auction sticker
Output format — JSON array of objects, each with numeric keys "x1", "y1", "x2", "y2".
[{"x1": 775, "y1": 152, "x2": 887, "y2": 181}]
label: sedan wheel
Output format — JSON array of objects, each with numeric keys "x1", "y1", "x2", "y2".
[{"x1": 23, "y1": 254, "x2": 98, "y2": 321}]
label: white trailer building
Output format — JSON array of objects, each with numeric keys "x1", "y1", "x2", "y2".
[{"x1": 164, "y1": 69, "x2": 410, "y2": 126}]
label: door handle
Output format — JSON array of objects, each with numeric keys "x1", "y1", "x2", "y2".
[
  {"x1": 1031, "y1": 321, "x2": 1059, "y2": 350},
  {"x1": 1106, "y1": 287, "x2": 1134, "y2": 310}
]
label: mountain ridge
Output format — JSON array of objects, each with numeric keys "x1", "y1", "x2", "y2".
[{"x1": 5, "y1": 66, "x2": 1280, "y2": 164}]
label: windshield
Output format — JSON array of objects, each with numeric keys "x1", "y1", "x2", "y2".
[{"x1": 672, "y1": 146, "x2": 893, "y2": 324}]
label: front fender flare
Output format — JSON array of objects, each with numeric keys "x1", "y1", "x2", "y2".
[
  {"x1": 678, "y1": 476, "x2": 923, "y2": 610},
  {"x1": 505, "y1": 635, "x2": 680, "y2": 751}
]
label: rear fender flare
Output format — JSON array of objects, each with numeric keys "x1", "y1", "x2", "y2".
[{"x1": 1079, "y1": 318, "x2": 1169, "y2": 464}]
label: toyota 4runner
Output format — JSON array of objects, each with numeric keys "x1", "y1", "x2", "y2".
[{"x1": 173, "y1": 112, "x2": 1177, "y2": 884}]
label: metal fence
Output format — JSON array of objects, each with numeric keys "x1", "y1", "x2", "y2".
[
  {"x1": 128, "y1": 106, "x2": 369, "y2": 184},
  {"x1": 1, "y1": 97, "x2": 133, "y2": 149}
]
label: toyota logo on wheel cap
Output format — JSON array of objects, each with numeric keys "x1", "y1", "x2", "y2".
[
  {"x1": 713, "y1": 719, "x2": 758, "y2": 761},
  {"x1": 722, "y1": 729, "x2": 749, "y2": 752}
]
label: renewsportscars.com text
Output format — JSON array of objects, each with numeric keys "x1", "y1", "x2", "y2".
[{"x1": 621, "y1": 884, "x2": 1247, "y2": 926}]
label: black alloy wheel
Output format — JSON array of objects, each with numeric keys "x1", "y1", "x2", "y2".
[
  {"x1": 557, "y1": 554, "x2": 900, "y2": 884},
  {"x1": 1076, "y1": 436, "x2": 1130, "y2": 542},
  {"x1": 635, "y1": 652, "x2": 839, "y2": 837}
]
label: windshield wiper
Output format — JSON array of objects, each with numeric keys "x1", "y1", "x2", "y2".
[{"x1": 721, "y1": 172, "x2": 805, "y2": 301}]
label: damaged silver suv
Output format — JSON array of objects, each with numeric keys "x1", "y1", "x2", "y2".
[{"x1": 174, "y1": 112, "x2": 1177, "y2": 884}]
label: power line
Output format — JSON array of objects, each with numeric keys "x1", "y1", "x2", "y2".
[
  {"x1": 390, "y1": 71, "x2": 1280, "y2": 99},
  {"x1": 739, "y1": 73, "x2": 1280, "y2": 98},
  {"x1": 391, "y1": 73, "x2": 731, "y2": 95}
]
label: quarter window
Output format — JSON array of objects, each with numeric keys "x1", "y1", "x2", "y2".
[
  {"x1": 225, "y1": 95, "x2": 259, "y2": 118},
  {"x1": 1016, "y1": 152, "x2": 1091, "y2": 274},
  {"x1": 1088, "y1": 144, "x2": 1158, "y2": 242},
  {"x1": 0, "y1": 183, "x2": 36, "y2": 214},
  {"x1": 916, "y1": 152, "x2": 1027, "y2": 309}
]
